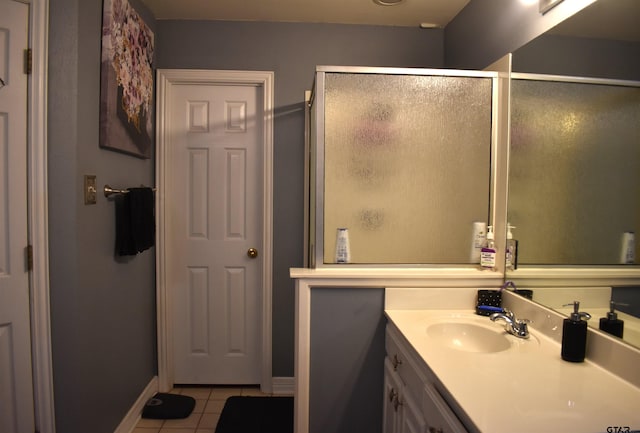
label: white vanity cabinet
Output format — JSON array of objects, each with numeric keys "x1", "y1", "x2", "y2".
[{"x1": 384, "y1": 323, "x2": 469, "y2": 433}]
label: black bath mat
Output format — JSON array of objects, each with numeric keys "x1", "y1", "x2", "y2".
[
  {"x1": 215, "y1": 396, "x2": 294, "y2": 433},
  {"x1": 142, "y1": 392, "x2": 196, "y2": 419}
]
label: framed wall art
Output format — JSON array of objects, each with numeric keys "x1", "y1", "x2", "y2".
[{"x1": 100, "y1": 0, "x2": 154, "y2": 159}]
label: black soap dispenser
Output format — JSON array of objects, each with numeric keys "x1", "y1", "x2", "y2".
[
  {"x1": 599, "y1": 301, "x2": 625, "y2": 338},
  {"x1": 561, "y1": 301, "x2": 591, "y2": 363}
]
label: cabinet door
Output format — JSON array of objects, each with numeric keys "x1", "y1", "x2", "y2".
[
  {"x1": 383, "y1": 358, "x2": 403, "y2": 433},
  {"x1": 384, "y1": 358, "x2": 427, "y2": 433},
  {"x1": 399, "y1": 384, "x2": 426, "y2": 433},
  {"x1": 423, "y1": 384, "x2": 468, "y2": 433}
]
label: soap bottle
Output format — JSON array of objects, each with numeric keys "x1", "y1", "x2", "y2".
[
  {"x1": 561, "y1": 301, "x2": 591, "y2": 362},
  {"x1": 480, "y1": 225, "x2": 496, "y2": 270},
  {"x1": 599, "y1": 301, "x2": 625, "y2": 338},
  {"x1": 505, "y1": 223, "x2": 518, "y2": 271}
]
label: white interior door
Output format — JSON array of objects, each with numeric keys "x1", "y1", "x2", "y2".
[
  {"x1": 168, "y1": 82, "x2": 263, "y2": 384},
  {"x1": 0, "y1": 0, "x2": 36, "y2": 431}
]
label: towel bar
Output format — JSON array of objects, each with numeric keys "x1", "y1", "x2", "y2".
[{"x1": 104, "y1": 184, "x2": 157, "y2": 198}]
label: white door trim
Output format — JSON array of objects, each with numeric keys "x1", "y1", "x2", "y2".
[
  {"x1": 156, "y1": 69, "x2": 274, "y2": 392},
  {"x1": 21, "y1": 0, "x2": 55, "y2": 432}
]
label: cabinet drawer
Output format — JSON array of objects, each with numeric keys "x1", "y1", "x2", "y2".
[{"x1": 386, "y1": 326, "x2": 428, "y2": 401}]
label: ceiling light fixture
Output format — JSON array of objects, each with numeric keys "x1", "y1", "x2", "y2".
[{"x1": 373, "y1": 0, "x2": 405, "y2": 6}]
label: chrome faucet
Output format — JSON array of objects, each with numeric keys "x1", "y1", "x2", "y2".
[
  {"x1": 501, "y1": 280, "x2": 517, "y2": 291},
  {"x1": 500, "y1": 280, "x2": 534, "y2": 299},
  {"x1": 490, "y1": 309, "x2": 530, "y2": 339}
]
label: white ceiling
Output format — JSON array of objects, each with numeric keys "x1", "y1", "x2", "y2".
[
  {"x1": 139, "y1": 0, "x2": 470, "y2": 28},
  {"x1": 139, "y1": 0, "x2": 640, "y2": 41}
]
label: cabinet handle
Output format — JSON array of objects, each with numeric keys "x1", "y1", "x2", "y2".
[
  {"x1": 388, "y1": 388, "x2": 397, "y2": 403},
  {"x1": 393, "y1": 393, "x2": 402, "y2": 412},
  {"x1": 388, "y1": 388, "x2": 403, "y2": 412},
  {"x1": 392, "y1": 354, "x2": 403, "y2": 370},
  {"x1": 428, "y1": 427, "x2": 444, "y2": 433}
]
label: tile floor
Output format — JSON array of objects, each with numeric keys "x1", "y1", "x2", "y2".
[{"x1": 133, "y1": 385, "x2": 273, "y2": 433}]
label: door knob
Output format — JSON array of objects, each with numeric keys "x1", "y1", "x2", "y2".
[{"x1": 247, "y1": 248, "x2": 258, "y2": 259}]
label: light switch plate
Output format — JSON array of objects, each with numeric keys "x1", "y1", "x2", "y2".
[{"x1": 84, "y1": 175, "x2": 97, "y2": 205}]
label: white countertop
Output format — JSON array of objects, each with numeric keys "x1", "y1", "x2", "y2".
[{"x1": 385, "y1": 309, "x2": 640, "y2": 433}]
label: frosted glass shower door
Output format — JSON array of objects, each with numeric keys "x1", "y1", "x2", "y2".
[{"x1": 317, "y1": 69, "x2": 494, "y2": 264}]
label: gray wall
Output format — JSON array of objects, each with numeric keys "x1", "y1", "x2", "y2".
[
  {"x1": 48, "y1": 0, "x2": 157, "y2": 432},
  {"x1": 310, "y1": 288, "x2": 386, "y2": 433},
  {"x1": 155, "y1": 20, "x2": 445, "y2": 377},
  {"x1": 513, "y1": 35, "x2": 640, "y2": 81},
  {"x1": 45, "y1": 8, "x2": 442, "y2": 430},
  {"x1": 44, "y1": 1, "x2": 612, "y2": 430},
  {"x1": 444, "y1": 0, "x2": 592, "y2": 70}
]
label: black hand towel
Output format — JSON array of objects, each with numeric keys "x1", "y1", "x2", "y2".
[
  {"x1": 115, "y1": 193, "x2": 136, "y2": 256},
  {"x1": 115, "y1": 187, "x2": 155, "y2": 256},
  {"x1": 128, "y1": 187, "x2": 155, "y2": 253}
]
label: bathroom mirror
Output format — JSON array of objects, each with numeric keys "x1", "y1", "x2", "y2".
[
  {"x1": 508, "y1": 0, "x2": 640, "y2": 266},
  {"x1": 509, "y1": 74, "x2": 640, "y2": 266},
  {"x1": 505, "y1": 0, "x2": 640, "y2": 348}
]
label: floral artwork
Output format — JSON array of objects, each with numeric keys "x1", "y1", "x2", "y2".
[{"x1": 100, "y1": 0, "x2": 154, "y2": 158}]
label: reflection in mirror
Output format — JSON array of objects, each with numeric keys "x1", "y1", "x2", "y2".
[
  {"x1": 512, "y1": 0, "x2": 640, "y2": 82},
  {"x1": 527, "y1": 285, "x2": 640, "y2": 348},
  {"x1": 505, "y1": 0, "x2": 640, "y2": 349},
  {"x1": 509, "y1": 75, "x2": 640, "y2": 265}
]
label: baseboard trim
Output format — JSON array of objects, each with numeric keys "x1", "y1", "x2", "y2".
[
  {"x1": 271, "y1": 377, "x2": 295, "y2": 396},
  {"x1": 115, "y1": 375, "x2": 159, "y2": 433}
]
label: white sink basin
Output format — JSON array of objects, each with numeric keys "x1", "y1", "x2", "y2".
[{"x1": 427, "y1": 322, "x2": 511, "y2": 353}]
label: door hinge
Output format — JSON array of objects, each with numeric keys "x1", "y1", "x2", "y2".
[
  {"x1": 26, "y1": 245, "x2": 33, "y2": 271},
  {"x1": 25, "y1": 48, "x2": 32, "y2": 75}
]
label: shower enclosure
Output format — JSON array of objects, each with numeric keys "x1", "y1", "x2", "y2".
[{"x1": 307, "y1": 66, "x2": 499, "y2": 266}]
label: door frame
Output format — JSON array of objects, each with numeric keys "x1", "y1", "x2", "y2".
[
  {"x1": 21, "y1": 0, "x2": 55, "y2": 432},
  {"x1": 155, "y1": 69, "x2": 274, "y2": 392}
]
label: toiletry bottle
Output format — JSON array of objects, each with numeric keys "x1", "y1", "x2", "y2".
[
  {"x1": 471, "y1": 222, "x2": 487, "y2": 264},
  {"x1": 480, "y1": 225, "x2": 496, "y2": 270},
  {"x1": 599, "y1": 301, "x2": 626, "y2": 338},
  {"x1": 561, "y1": 301, "x2": 591, "y2": 362},
  {"x1": 621, "y1": 232, "x2": 635, "y2": 264},
  {"x1": 335, "y1": 228, "x2": 351, "y2": 263},
  {"x1": 505, "y1": 223, "x2": 518, "y2": 271}
]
